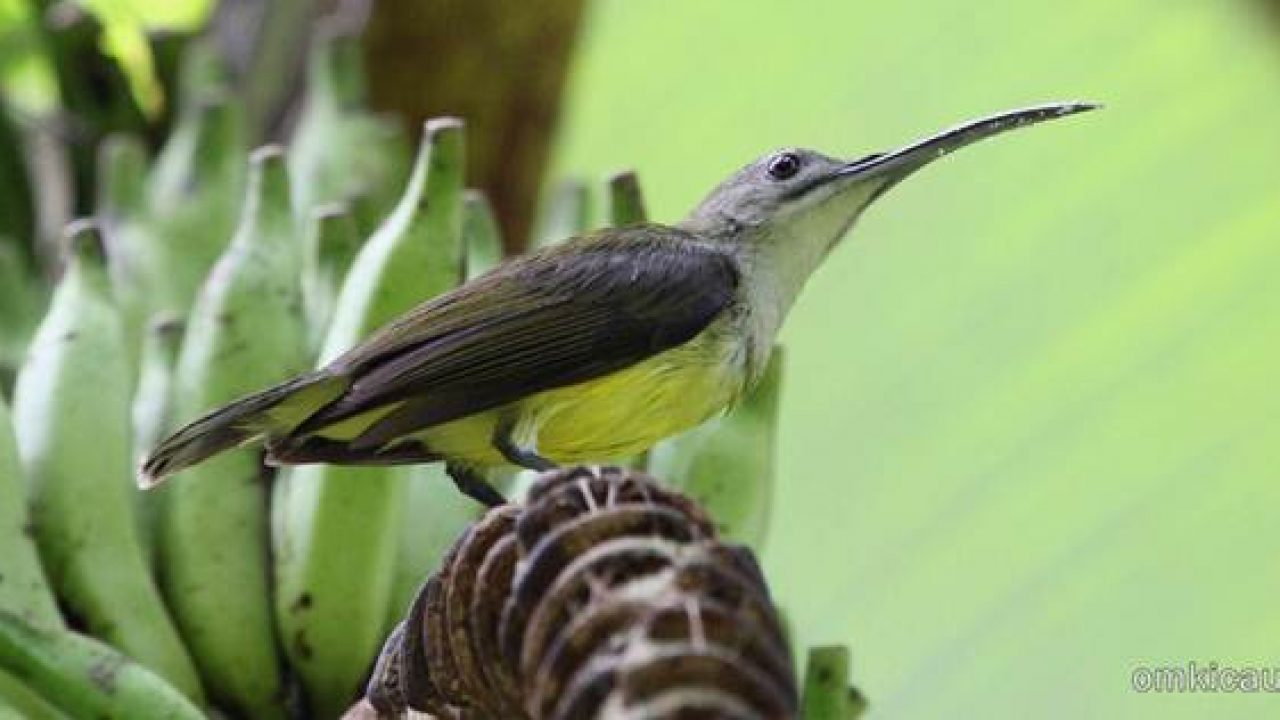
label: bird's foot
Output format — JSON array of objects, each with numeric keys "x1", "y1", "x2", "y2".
[{"x1": 445, "y1": 462, "x2": 508, "y2": 508}]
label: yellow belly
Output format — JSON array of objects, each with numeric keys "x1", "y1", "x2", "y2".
[{"x1": 416, "y1": 327, "x2": 748, "y2": 467}]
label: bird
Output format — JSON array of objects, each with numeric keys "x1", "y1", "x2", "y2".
[{"x1": 141, "y1": 101, "x2": 1097, "y2": 507}]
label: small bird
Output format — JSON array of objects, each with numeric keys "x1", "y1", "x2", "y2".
[{"x1": 142, "y1": 102, "x2": 1096, "y2": 506}]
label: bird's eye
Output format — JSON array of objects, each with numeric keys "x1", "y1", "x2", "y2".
[{"x1": 766, "y1": 152, "x2": 801, "y2": 180}]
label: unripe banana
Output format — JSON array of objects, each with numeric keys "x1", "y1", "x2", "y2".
[
  {"x1": 289, "y1": 20, "x2": 410, "y2": 234},
  {"x1": 0, "y1": 242, "x2": 41, "y2": 391},
  {"x1": 0, "y1": 666, "x2": 69, "y2": 720},
  {"x1": 0, "y1": 398, "x2": 60, "y2": 630},
  {"x1": 0, "y1": 101, "x2": 35, "y2": 254},
  {"x1": 532, "y1": 178, "x2": 591, "y2": 248},
  {"x1": 158, "y1": 148, "x2": 307, "y2": 720},
  {"x1": 301, "y1": 203, "x2": 360, "y2": 354},
  {"x1": 606, "y1": 169, "x2": 648, "y2": 226},
  {"x1": 801, "y1": 645, "x2": 867, "y2": 720},
  {"x1": 12, "y1": 221, "x2": 204, "y2": 701},
  {"x1": 462, "y1": 190, "x2": 503, "y2": 280},
  {"x1": 96, "y1": 133, "x2": 155, "y2": 367},
  {"x1": 130, "y1": 315, "x2": 184, "y2": 567},
  {"x1": 383, "y1": 191, "x2": 502, "y2": 631},
  {"x1": 0, "y1": 610, "x2": 204, "y2": 720},
  {"x1": 648, "y1": 349, "x2": 784, "y2": 547},
  {"x1": 275, "y1": 118, "x2": 466, "y2": 718},
  {"x1": 147, "y1": 95, "x2": 247, "y2": 321}
]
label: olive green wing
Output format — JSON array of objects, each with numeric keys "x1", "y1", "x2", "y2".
[{"x1": 294, "y1": 225, "x2": 739, "y2": 450}]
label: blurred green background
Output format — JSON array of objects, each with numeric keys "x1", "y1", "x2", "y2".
[
  {"x1": 556, "y1": 1, "x2": 1280, "y2": 718},
  {"x1": 5, "y1": 0, "x2": 1280, "y2": 717}
]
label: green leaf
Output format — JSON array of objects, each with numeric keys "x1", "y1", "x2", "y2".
[{"x1": 557, "y1": 2, "x2": 1280, "y2": 717}]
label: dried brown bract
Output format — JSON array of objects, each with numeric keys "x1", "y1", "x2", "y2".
[{"x1": 365, "y1": 465, "x2": 797, "y2": 719}]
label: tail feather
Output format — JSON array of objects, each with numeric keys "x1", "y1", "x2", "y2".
[{"x1": 138, "y1": 372, "x2": 346, "y2": 487}]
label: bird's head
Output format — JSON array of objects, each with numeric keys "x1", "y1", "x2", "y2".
[{"x1": 680, "y1": 102, "x2": 1098, "y2": 299}]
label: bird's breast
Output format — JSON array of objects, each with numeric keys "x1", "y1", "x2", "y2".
[{"x1": 516, "y1": 318, "x2": 751, "y2": 463}]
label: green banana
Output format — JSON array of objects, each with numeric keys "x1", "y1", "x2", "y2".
[
  {"x1": 800, "y1": 645, "x2": 867, "y2": 720},
  {"x1": 384, "y1": 468, "x2": 481, "y2": 634},
  {"x1": 0, "y1": 610, "x2": 204, "y2": 720},
  {"x1": 154, "y1": 37, "x2": 230, "y2": 145},
  {"x1": 383, "y1": 190, "x2": 503, "y2": 630},
  {"x1": 0, "y1": 667, "x2": 70, "y2": 720},
  {"x1": 130, "y1": 315, "x2": 184, "y2": 567},
  {"x1": 301, "y1": 203, "x2": 361, "y2": 354},
  {"x1": 12, "y1": 221, "x2": 203, "y2": 702},
  {"x1": 145, "y1": 29, "x2": 194, "y2": 142},
  {"x1": 289, "y1": 21, "x2": 411, "y2": 234},
  {"x1": 648, "y1": 348, "x2": 783, "y2": 546},
  {"x1": 606, "y1": 169, "x2": 648, "y2": 226},
  {"x1": 147, "y1": 95, "x2": 247, "y2": 321},
  {"x1": 532, "y1": 178, "x2": 592, "y2": 248},
  {"x1": 463, "y1": 190, "x2": 504, "y2": 280},
  {"x1": 0, "y1": 398, "x2": 60, "y2": 630},
  {"x1": 0, "y1": 104, "x2": 35, "y2": 252},
  {"x1": 157, "y1": 148, "x2": 307, "y2": 719},
  {"x1": 274, "y1": 118, "x2": 466, "y2": 718},
  {"x1": 0, "y1": 241, "x2": 41, "y2": 393},
  {"x1": 96, "y1": 133, "x2": 156, "y2": 367}
]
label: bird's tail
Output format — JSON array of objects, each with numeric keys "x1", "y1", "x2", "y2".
[{"x1": 139, "y1": 372, "x2": 346, "y2": 488}]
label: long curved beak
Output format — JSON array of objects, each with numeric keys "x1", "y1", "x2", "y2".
[{"x1": 836, "y1": 101, "x2": 1099, "y2": 187}]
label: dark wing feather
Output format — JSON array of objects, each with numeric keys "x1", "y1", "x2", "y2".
[{"x1": 296, "y1": 224, "x2": 739, "y2": 448}]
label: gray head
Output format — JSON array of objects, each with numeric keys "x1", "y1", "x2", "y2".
[{"x1": 680, "y1": 102, "x2": 1098, "y2": 265}]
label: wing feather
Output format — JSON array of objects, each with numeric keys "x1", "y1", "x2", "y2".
[{"x1": 293, "y1": 224, "x2": 739, "y2": 448}]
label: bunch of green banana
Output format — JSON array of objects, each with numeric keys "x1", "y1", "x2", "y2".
[
  {"x1": 274, "y1": 118, "x2": 468, "y2": 717},
  {"x1": 0, "y1": 610, "x2": 203, "y2": 719},
  {"x1": 288, "y1": 21, "x2": 411, "y2": 236},
  {"x1": 157, "y1": 148, "x2": 309, "y2": 719},
  {"x1": 0, "y1": 398, "x2": 60, "y2": 631},
  {"x1": 648, "y1": 349, "x2": 784, "y2": 546},
  {"x1": 11, "y1": 221, "x2": 203, "y2": 702}
]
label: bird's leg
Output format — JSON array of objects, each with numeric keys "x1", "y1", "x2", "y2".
[
  {"x1": 493, "y1": 418, "x2": 557, "y2": 472},
  {"x1": 445, "y1": 462, "x2": 507, "y2": 508}
]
